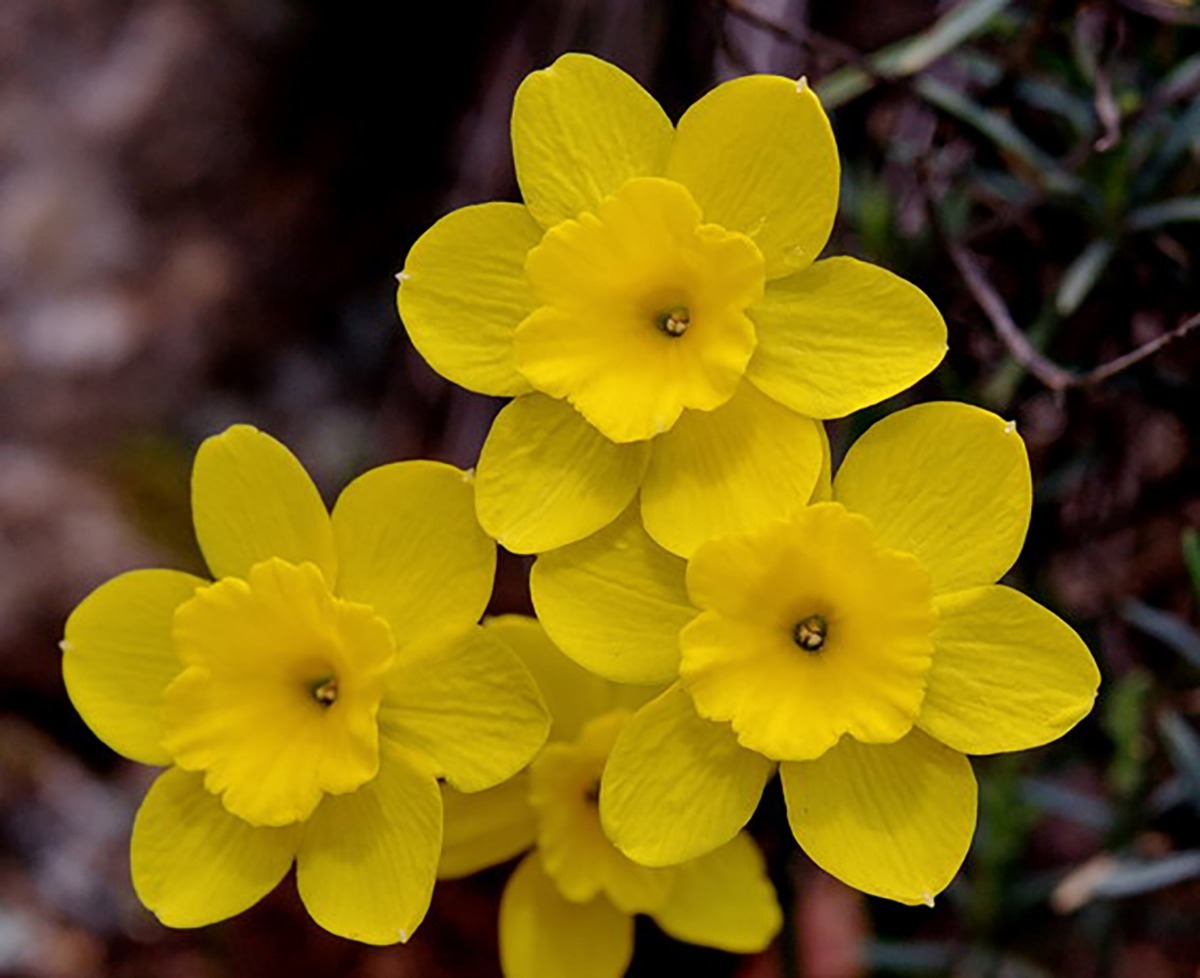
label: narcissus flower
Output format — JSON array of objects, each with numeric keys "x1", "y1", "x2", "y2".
[
  {"x1": 398, "y1": 53, "x2": 946, "y2": 558},
  {"x1": 440, "y1": 617, "x2": 781, "y2": 978},
  {"x1": 61, "y1": 426, "x2": 549, "y2": 943},
  {"x1": 531, "y1": 402, "x2": 1100, "y2": 904}
]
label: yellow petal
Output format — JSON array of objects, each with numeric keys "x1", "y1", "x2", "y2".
[
  {"x1": 379, "y1": 624, "x2": 549, "y2": 793},
  {"x1": 681, "y1": 504, "x2": 935, "y2": 761},
  {"x1": 475, "y1": 394, "x2": 651, "y2": 554},
  {"x1": 919, "y1": 586, "x2": 1100, "y2": 754},
  {"x1": 516, "y1": 177, "x2": 762, "y2": 444},
  {"x1": 62, "y1": 569, "x2": 202, "y2": 765},
  {"x1": 439, "y1": 775, "x2": 537, "y2": 879},
  {"x1": 398, "y1": 202, "x2": 539, "y2": 396},
  {"x1": 781, "y1": 729, "x2": 977, "y2": 905},
  {"x1": 600, "y1": 685, "x2": 774, "y2": 867},
  {"x1": 296, "y1": 742, "x2": 442, "y2": 945},
  {"x1": 131, "y1": 768, "x2": 301, "y2": 928},
  {"x1": 608, "y1": 682, "x2": 665, "y2": 717},
  {"x1": 667, "y1": 75, "x2": 838, "y2": 279},
  {"x1": 512, "y1": 53, "x2": 674, "y2": 229},
  {"x1": 484, "y1": 615, "x2": 613, "y2": 742},
  {"x1": 191, "y1": 425, "x2": 336, "y2": 583},
  {"x1": 531, "y1": 505, "x2": 693, "y2": 685},
  {"x1": 499, "y1": 853, "x2": 634, "y2": 978},
  {"x1": 652, "y1": 833, "x2": 782, "y2": 953},
  {"x1": 811, "y1": 421, "x2": 833, "y2": 502},
  {"x1": 641, "y1": 382, "x2": 823, "y2": 558},
  {"x1": 834, "y1": 402, "x2": 1032, "y2": 593},
  {"x1": 332, "y1": 460, "x2": 495, "y2": 641},
  {"x1": 747, "y1": 257, "x2": 947, "y2": 418}
]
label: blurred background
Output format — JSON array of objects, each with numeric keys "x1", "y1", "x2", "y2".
[{"x1": 1, "y1": 0, "x2": 1197, "y2": 975}]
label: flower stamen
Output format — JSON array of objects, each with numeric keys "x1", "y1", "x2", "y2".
[
  {"x1": 792, "y1": 614, "x2": 827, "y2": 653},
  {"x1": 655, "y1": 305, "x2": 690, "y2": 338},
  {"x1": 311, "y1": 675, "x2": 339, "y2": 706}
]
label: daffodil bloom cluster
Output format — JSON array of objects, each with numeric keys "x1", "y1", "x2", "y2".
[
  {"x1": 533, "y1": 402, "x2": 1101, "y2": 904},
  {"x1": 439, "y1": 617, "x2": 781, "y2": 978},
  {"x1": 59, "y1": 48, "x2": 1101, "y2": 970},
  {"x1": 62, "y1": 426, "x2": 550, "y2": 943},
  {"x1": 399, "y1": 53, "x2": 947, "y2": 558}
]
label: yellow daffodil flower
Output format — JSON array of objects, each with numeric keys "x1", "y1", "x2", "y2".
[
  {"x1": 440, "y1": 617, "x2": 781, "y2": 978},
  {"x1": 61, "y1": 425, "x2": 550, "y2": 944},
  {"x1": 398, "y1": 53, "x2": 947, "y2": 558},
  {"x1": 531, "y1": 402, "x2": 1100, "y2": 904}
]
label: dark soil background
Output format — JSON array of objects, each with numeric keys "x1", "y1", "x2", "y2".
[{"x1": 0, "y1": 1, "x2": 1197, "y2": 975}]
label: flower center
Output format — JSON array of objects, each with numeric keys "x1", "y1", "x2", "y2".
[
  {"x1": 515, "y1": 176, "x2": 765, "y2": 444},
  {"x1": 680, "y1": 502, "x2": 938, "y2": 762},
  {"x1": 655, "y1": 305, "x2": 690, "y2": 338},
  {"x1": 161, "y1": 558, "x2": 395, "y2": 827},
  {"x1": 311, "y1": 675, "x2": 339, "y2": 706},
  {"x1": 792, "y1": 614, "x2": 827, "y2": 653}
]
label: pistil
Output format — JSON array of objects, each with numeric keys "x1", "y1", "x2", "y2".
[
  {"x1": 792, "y1": 614, "x2": 827, "y2": 653},
  {"x1": 655, "y1": 305, "x2": 690, "y2": 337},
  {"x1": 311, "y1": 675, "x2": 339, "y2": 706}
]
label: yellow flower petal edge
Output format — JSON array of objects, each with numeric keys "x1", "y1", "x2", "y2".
[
  {"x1": 191, "y1": 424, "x2": 337, "y2": 583},
  {"x1": 781, "y1": 729, "x2": 977, "y2": 906},
  {"x1": 641, "y1": 381, "x2": 823, "y2": 558},
  {"x1": 398, "y1": 202, "x2": 540, "y2": 397},
  {"x1": 484, "y1": 615, "x2": 613, "y2": 743},
  {"x1": 332, "y1": 460, "x2": 495, "y2": 643},
  {"x1": 295, "y1": 742, "x2": 443, "y2": 945},
  {"x1": 131, "y1": 768, "x2": 302, "y2": 928},
  {"x1": 379, "y1": 624, "x2": 550, "y2": 794},
  {"x1": 747, "y1": 256, "x2": 947, "y2": 419},
  {"x1": 810, "y1": 420, "x2": 834, "y2": 503},
  {"x1": 439, "y1": 776, "x2": 537, "y2": 880},
  {"x1": 667, "y1": 74, "x2": 839, "y2": 279},
  {"x1": 62, "y1": 569, "x2": 203, "y2": 766},
  {"x1": 499, "y1": 852, "x2": 634, "y2": 978},
  {"x1": 919, "y1": 585, "x2": 1100, "y2": 754},
  {"x1": 512, "y1": 53, "x2": 674, "y2": 229},
  {"x1": 600, "y1": 685, "x2": 775, "y2": 866},
  {"x1": 834, "y1": 401, "x2": 1032, "y2": 593},
  {"x1": 652, "y1": 833, "x2": 782, "y2": 953},
  {"x1": 475, "y1": 393, "x2": 651, "y2": 553},
  {"x1": 531, "y1": 504, "x2": 693, "y2": 685}
]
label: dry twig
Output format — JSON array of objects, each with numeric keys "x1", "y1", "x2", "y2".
[{"x1": 947, "y1": 238, "x2": 1200, "y2": 391}]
